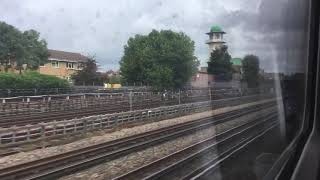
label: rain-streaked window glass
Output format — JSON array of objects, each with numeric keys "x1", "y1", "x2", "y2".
[{"x1": 0, "y1": 0, "x2": 309, "y2": 179}]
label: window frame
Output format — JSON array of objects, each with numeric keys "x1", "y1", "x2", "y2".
[
  {"x1": 51, "y1": 61, "x2": 59, "y2": 68},
  {"x1": 263, "y1": 0, "x2": 319, "y2": 179},
  {"x1": 66, "y1": 62, "x2": 75, "y2": 69}
]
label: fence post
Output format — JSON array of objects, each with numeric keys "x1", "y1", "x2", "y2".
[
  {"x1": 129, "y1": 91, "x2": 133, "y2": 111},
  {"x1": 99, "y1": 115, "x2": 103, "y2": 129},
  {"x1": 12, "y1": 125, "x2": 17, "y2": 143},
  {"x1": 52, "y1": 120, "x2": 57, "y2": 136},
  {"x1": 73, "y1": 120, "x2": 77, "y2": 133},
  {"x1": 83, "y1": 118, "x2": 87, "y2": 134},
  {"x1": 63, "y1": 120, "x2": 67, "y2": 134},
  {"x1": 164, "y1": 107, "x2": 168, "y2": 119},
  {"x1": 40, "y1": 123, "x2": 46, "y2": 148},
  {"x1": 178, "y1": 89, "x2": 181, "y2": 105},
  {"x1": 7, "y1": 89, "x2": 11, "y2": 97},
  {"x1": 40, "y1": 123, "x2": 45, "y2": 138},
  {"x1": 26, "y1": 125, "x2": 31, "y2": 142}
]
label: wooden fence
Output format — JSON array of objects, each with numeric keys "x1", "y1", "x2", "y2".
[
  {"x1": 0, "y1": 88, "x2": 269, "y2": 117},
  {"x1": 0, "y1": 94, "x2": 275, "y2": 146}
]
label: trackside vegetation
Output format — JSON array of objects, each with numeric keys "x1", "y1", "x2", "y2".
[{"x1": 0, "y1": 71, "x2": 70, "y2": 89}]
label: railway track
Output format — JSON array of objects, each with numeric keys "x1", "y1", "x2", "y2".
[
  {"x1": 0, "y1": 98, "x2": 198, "y2": 127},
  {"x1": 185, "y1": 122, "x2": 278, "y2": 180},
  {"x1": 0, "y1": 94, "x2": 269, "y2": 127},
  {"x1": 113, "y1": 111, "x2": 277, "y2": 180},
  {"x1": 0, "y1": 101, "x2": 275, "y2": 180},
  {"x1": 0, "y1": 91, "x2": 234, "y2": 117}
]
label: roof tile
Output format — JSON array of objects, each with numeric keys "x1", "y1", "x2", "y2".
[{"x1": 48, "y1": 49, "x2": 88, "y2": 62}]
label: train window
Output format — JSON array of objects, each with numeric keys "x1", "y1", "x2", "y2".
[{"x1": 0, "y1": 0, "x2": 314, "y2": 180}]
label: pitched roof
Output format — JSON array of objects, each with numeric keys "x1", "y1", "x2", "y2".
[{"x1": 48, "y1": 49, "x2": 88, "y2": 62}]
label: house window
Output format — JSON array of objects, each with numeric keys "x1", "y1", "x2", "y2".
[
  {"x1": 67, "y1": 62, "x2": 74, "y2": 69},
  {"x1": 77, "y1": 63, "x2": 84, "y2": 70},
  {"x1": 52, "y1": 61, "x2": 59, "y2": 68},
  {"x1": 39, "y1": 62, "x2": 45, "y2": 67}
]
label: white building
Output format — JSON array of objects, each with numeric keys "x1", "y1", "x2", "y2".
[{"x1": 205, "y1": 25, "x2": 226, "y2": 56}]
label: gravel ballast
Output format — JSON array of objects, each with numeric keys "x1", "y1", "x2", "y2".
[
  {"x1": 0, "y1": 98, "x2": 274, "y2": 170},
  {"x1": 59, "y1": 106, "x2": 276, "y2": 180}
]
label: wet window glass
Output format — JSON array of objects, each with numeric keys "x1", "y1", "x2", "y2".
[{"x1": 0, "y1": 0, "x2": 310, "y2": 179}]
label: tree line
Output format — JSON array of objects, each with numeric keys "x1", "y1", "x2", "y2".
[
  {"x1": 121, "y1": 31, "x2": 261, "y2": 89},
  {"x1": 0, "y1": 21, "x2": 49, "y2": 73},
  {"x1": 207, "y1": 45, "x2": 261, "y2": 88},
  {"x1": 1, "y1": 20, "x2": 262, "y2": 89}
]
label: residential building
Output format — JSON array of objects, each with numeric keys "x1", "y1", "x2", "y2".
[
  {"x1": 38, "y1": 49, "x2": 88, "y2": 80},
  {"x1": 191, "y1": 67, "x2": 214, "y2": 88}
]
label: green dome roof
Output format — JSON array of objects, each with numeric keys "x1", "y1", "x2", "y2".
[
  {"x1": 210, "y1": 25, "x2": 223, "y2": 32},
  {"x1": 231, "y1": 58, "x2": 242, "y2": 66}
]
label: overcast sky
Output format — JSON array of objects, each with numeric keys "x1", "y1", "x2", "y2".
[{"x1": 0, "y1": 0, "x2": 308, "y2": 73}]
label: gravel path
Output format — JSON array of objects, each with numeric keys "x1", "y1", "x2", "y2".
[{"x1": 0, "y1": 98, "x2": 274, "y2": 169}]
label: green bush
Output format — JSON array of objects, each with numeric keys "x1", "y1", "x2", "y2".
[{"x1": 0, "y1": 71, "x2": 70, "y2": 89}]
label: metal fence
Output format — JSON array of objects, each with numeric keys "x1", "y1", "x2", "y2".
[
  {"x1": 0, "y1": 86, "x2": 270, "y2": 98},
  {"x1": 0, "y1": 94, "x2": 275, "y2": 146},
  {"x1": 0, "y1": 86, "x2": 152, "y2": 98},
  {"x1": 0, "y1": 88, "x2": 269, "y2": 117}
]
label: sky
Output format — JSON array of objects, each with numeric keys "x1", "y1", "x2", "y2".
[{"x1": 0, "y1": 0, "x2": 308, "y2": 73}]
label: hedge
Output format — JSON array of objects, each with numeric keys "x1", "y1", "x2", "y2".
[{"x1": 0, "y1": 71, "x2": 70, "y2": 89}]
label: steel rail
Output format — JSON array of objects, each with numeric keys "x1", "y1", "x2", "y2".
[
  {"x1": 0, "y1": 101, "x2": 274, "y2": 180},
  {"x1": 114, "y1": 111, "x2": 277, "y2": 180}
]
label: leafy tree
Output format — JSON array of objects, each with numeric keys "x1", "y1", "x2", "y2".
[
  {"x1": 0, "y1": 71, "x2": 69, "y2": 89},
  {"x1": 207, "y1": 45, "x2": 233, "y2": 81},
  {"x1": 0, "y1": 21, "x2": 49, "y2": 73},
  {"x1": 109, "y1": 75, "x2": 121, "y2": 84},
  {"x1": 0, "y1": 22, "x2": 23, "y2": 72},
  {"x1": 242, "y1": 54, "x2": 260, "y2": 88},
  {"x1": 120, "y1": 30, "x2": 199, "y2": 90},
  {"x1": 19, "y1": 30, "x2": 49, "y2": 70},
  {"x1": 146, "y1": 66, "x2": 174, "y2": 90},
  {"x1": 71, "y1": 56, "x2": 105, "y2": 86}
]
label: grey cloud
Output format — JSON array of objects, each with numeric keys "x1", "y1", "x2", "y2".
[{"x1": 0, "y1": 0, "x2": 310, "y2": 73}]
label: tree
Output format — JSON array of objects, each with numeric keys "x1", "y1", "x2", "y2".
[
  {"x1": 242, "y1": 54, "x2": 260, "y2": 88},
  {"x1": 71, "y1": 56, "x2": 105, "y2": 86},
  {"x1": 0, "y1": 21, "x2": 49, "y2": 73},
  {"x1": 109, "y1": 75, "x2": 121, "y2": 84},
  {"x1": 120, "y1": 30, "x2": 199, "y2": 90},
  {"x1": 207, "y1": 45, "x2": 233, "y2": 81},
  {"x1": 0, "y1": 22, "x2": 23, "y2": 72},
  {"x1": 19, "y1": 30, "x2": 49, "y2": 70}
]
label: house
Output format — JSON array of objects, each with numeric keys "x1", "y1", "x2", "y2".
[
  {"x1": 0, "y1": 58, "x2": 22, "y2": 73},
  {"x1": 38, "y1": 49, "x2": 88, "y2": 80},
  {"x1": 191, "y1": 67, "x2": 214, "y2": 88},
  {"x1": 106, "y1": 70, "x2": 120, "y2": 77}
]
